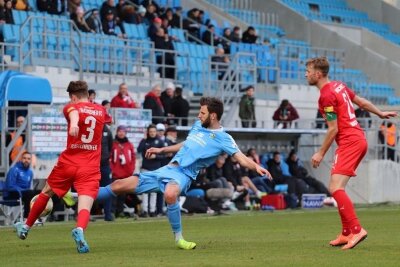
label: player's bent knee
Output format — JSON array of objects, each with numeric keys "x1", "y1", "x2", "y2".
[{"x1": 164, "y1": 184, "x2": 180, "y2": 204}]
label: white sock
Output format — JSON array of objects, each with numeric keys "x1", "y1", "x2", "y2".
[{"x1": 174, "y1": 231, "x2": 183, "y2": 242}]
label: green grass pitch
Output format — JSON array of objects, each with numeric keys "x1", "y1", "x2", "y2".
[{"x1": 1, "y1": 206, "x2": 399, "y2": 267}]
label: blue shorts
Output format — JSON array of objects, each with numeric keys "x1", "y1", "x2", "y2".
[{"x1": 135, "y1": 165, "x2": 193, "y2": 195}]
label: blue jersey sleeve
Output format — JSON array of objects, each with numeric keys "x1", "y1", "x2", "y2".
[{"x1": 221, "y1": 133, "x2": 239, "y2": 156}]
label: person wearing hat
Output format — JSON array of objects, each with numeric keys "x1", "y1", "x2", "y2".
[
  {"x1": 110, "y1": 125, "x2": 136, "y2": 218},
  {"x1": 137, "y1": 5, "x2": 147, "y2": 24},
  {"x1": 239, "y1": 85, "x2": 256, "y2": 128},
  {"x1": 148, "y1": 16, "x2": 162, "y2": 42}
]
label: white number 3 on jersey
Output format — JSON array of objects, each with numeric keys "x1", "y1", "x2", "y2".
[{"x1": 81, "y1": 116, "x2": 96, "y2": 143}]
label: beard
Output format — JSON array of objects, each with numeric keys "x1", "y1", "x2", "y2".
[
  {"x1": 201, "y1": 115, "x2": 211, "y2": 128},
  {"x1": 307, "y1": 77, "x2": 318, "y2": 86}
]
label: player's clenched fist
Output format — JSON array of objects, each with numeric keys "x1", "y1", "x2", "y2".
[{"x1": 311, "y1": 152, "x2": 323, "y2": 168}]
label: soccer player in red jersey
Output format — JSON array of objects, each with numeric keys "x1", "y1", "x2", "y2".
[
  {"x1": 15, "y1": 81, "x2": 106, "y2": 253},
  {"x1": 305, "y1": 57, "x2": 397, "y2": 250}
]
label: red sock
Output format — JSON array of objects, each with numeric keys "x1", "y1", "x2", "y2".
[
  {"x1": 76, "y1": 209, "x2": 90, "y2": 230},
  {"x1": 26, "y1": 193, "x2": 50, "y2": 227},
  {"x1": 332, "y1": 189, "x2": 361, "y2": 235}
]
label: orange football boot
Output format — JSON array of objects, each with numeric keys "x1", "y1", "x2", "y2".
[{"x1": 342, "y1": 228, "x2": 368, "y2": 250}]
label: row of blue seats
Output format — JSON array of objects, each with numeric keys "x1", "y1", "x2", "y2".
[{"x1": 173, "y1": 42, "x2": 214, "y2": 59}]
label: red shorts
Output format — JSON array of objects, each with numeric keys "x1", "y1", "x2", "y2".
[
  {"x1": 331, "y1": 139, "x2": 368, "y2": 177},
  {"x1": 47, "y1": 162, "x2": 100, "y2": 199}
]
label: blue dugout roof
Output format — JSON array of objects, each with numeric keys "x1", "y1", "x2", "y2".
[{"x1": 0, "y1": 70, "x2": 52, "y2": 107}]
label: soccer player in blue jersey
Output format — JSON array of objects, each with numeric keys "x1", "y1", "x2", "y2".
[{"x1": 97, "y1": 97, "x2": 272, "y2": 249}]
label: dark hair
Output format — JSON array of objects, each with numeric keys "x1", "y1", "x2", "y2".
[
  {"x1": 280, "y1": 99, "x2": 289, "y2": 108},
  {"x1": 67, "y1": 81, "x2": 89, "y2": 98},
  {"x1": 273, "y1": 151, "x2": 280, "y2": 157},
  {"x1": 288, "y1": 149, "x2": 296, "y2": 159},
  {"x1": 200, "y1": 97, "x2": 224, "y2": 120},
  {"x1": 247, "y1": 148, "x2": 256, "y2": 156},
  {"x1": 22, "y1": 151, "x2": 31, "y2": 157},
  {"x1": 88, "y1": 89, "x2": 96, "y2": 95},
  {"x1": 101, "y1": 100, "x2": 110, "y2": 106},
  {"x1": 175, "y1": 87, "x2": 183, "y2": 96},
  {"x1": 305, "y1": 57, "x2": 330, "y2": 76},
  {"x1": 233, "y1": 26, "x2": 240, "y2": 31},
  {"x1": 147, "y1": 124, "x2": 156, "y2": 131}
]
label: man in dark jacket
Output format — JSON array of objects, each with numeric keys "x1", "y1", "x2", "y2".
[
  {"x1": 242, "y1": 26, "x2": 258, "y2": 44},
  {"x1": 137, "y1": 124, "x2": 165, "y2": 217},
  {"x1": 143, "y1": 84, "x2": 165, "y2": 124},
  {"x1": 239, "y1": 85, "x2": 256, "y2": 128},
  {"x1": 170, "y1": 87, "x2": 189, "y2": 126},
  {"x1": 153, "y1": 27, "x2": 175, "y2": 79},
  {"x1": 267, "y1": 151, "x2": 308, "y2": 201},
  {"x1": 160, "y1": 82, "x2": 175, "y2": 123}
]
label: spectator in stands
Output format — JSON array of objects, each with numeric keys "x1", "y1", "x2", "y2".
[
  {"x1": 286, "y1": 150, "x2": 330, "y2": 195},
  {"x1": 242, "y1": 26, "x2": 258, "y2": 44},
  {"x1": 100, "y1": 109, "x2": 114, "y2": 221},
  {"x1": 145, "y1": 3, "x2": 157, "y2": 24},
  {"x1": 137, "y1": 124, "x2": 166, "y2": 217},
  {"x1": 272, "y1": 99, "x2": 299, "y2": 129},
  {"x1": 47, "y1": 0, "x2": 65, "y2": 15},
  {"x1": 102, "y1": 100, "x2": 113, "y2": 124},
  {"x1": 110, "y1": 125, "x2": 136, "y2": 217},
  {"x1": 211, "y1": 47, "x2": 230, "y2": 80},
  {"x1": 4, "y1": 151, "x2": 35, "y2": 218},
  {"x1": 161, "y1": 17, "x2": 177, "y2": 40},
  {"x1": 110, "y1": 83, "x2": 138, "y2": 108},
  {"x1": 86, "y1": 9, "x2": 103, "y2": 33},
  {"x1": 170, "y1": 87, "x2": 189, "y2": 126},
  {"x1": 183, "y1": 8, "x2": 201, "y2": 42},
  {"x1": 153, "y1": 27, "x2": 175, "y2": 79},
  {"x1": 198, "y1": 10, "x2": 209, "y2": 25},
  {"x1": 243, "y1": 148, "x2": 274, "y2": 193},
  {"x1": 223, "y1": 155, "x2": 268, "y2": 209},
  {"x1": 100, "y1": 0, "x2": 117, "y2": 23},
  {"x1": 115, "y1": 0, "x2": 127, "y2": 20},
  {"x1": 267, "y1": 151, "x2": 308, "y2": 201},
  {"x1": 0, "y1": 1, "x2": 6, "y2": 24},
  {"x1": 162, "y1": 8, "x2": 174, "y2": 28},
  {"x1": 230, "y1": 26, "x2": 241, "y2": 42},
  {"x1": 72, "y1": 7, "x2": 94, "y2": 33},
  {"x1": 137, "y1": 5, "x2": 147, "y2": 24},
  {"x1": 239, "y1": 85, "x2": 256, "y2": 128},
  {"x1": 102, "y1": 9, "x2": 125, "y2": 37},
  {"x1": 120, "y1": 4, "x2": 139, "y2": 24},
  {"x1": 170, "y1": 6, "x2": 181, "y2": 28},
  {"x1": 221, "y1": 28, "x2": 231, "y2": 53},
  {"x1": 4, "y1": 0, "x2": 14, "y2": 24},
  {"x1": 144, "y1": 84, "x2": 164, "y2": 124},
  {"x1": 206, "y1": 155, "x2": 237, "y2": 211},
  {"x1": 88, "y1": 89, "x2": 96, "y2": 103},
  {"x1": 160, "y1": 82, "x2": 175, "y2": 123},
  {"x1": 202, "y1": 24, "x2": 220, "y2": 46},
  {"x1": 13, "y1": 0, "x2": 30, "y2": 11},
  {"x1": 6, "y1": 116, "x2": 25, "y2": 164},
  {"x1": 379, "y1": 121, "x2": 397, "y2": 161},
  {"x1": 355, "y1": 107, "x2": 372, "y2": 129},
  {"x1": 148, "y1": 17, "x2": 162, "y2": 42}
]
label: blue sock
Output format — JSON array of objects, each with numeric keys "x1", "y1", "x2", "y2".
[
  {"x1": 167, "y1": 202, "x2": 182, "y2": 235},
  {"x1": 97, "y1": 185, "x2": 116, "y2": 202}
]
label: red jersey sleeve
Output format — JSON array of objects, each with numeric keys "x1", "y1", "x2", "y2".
[
  {"x1": 345, "y1": 87, "x2": 356, "y2": 101},
  {"x1": 63, "y1": 103, "x2": 77, "y2": 120},
  {"x1": 320, "y1": 90, "x2": 338, "y2": 115}
]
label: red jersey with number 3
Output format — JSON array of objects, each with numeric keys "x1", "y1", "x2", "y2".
[
  {"x1": 318, "y1": 81, "x2": 365, "y2": 146},
  {"x1": 58, "y1": 102, "x2": 106, "y2": 167}
]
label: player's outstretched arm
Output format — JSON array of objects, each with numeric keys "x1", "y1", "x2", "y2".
[
  {"x1": 353, "y1": 96, "x2": 398, "y2": 119},
  {"x1": 145, "y1": 142, "x2": 184, "y2": 158},
  {"x1": 233, "y1": 151, "x2": 272, "y2": 180},
  {"x1": 312, "y1": 119, "x2": 338, "y2": 168},
  {"x1": 68, "y1": 110, "x2": 80, "y2": 137}
]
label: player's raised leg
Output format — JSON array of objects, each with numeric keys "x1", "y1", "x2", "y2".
[
  {"x1": 15, "y1": 183, "x2": 54, "y2": 240},
  {"x1": 164, "y1": 182, "x2": 196, "y2": 250},
  {"x1": 97, "y1": 175, "x2": 140, "y2": 201}
]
